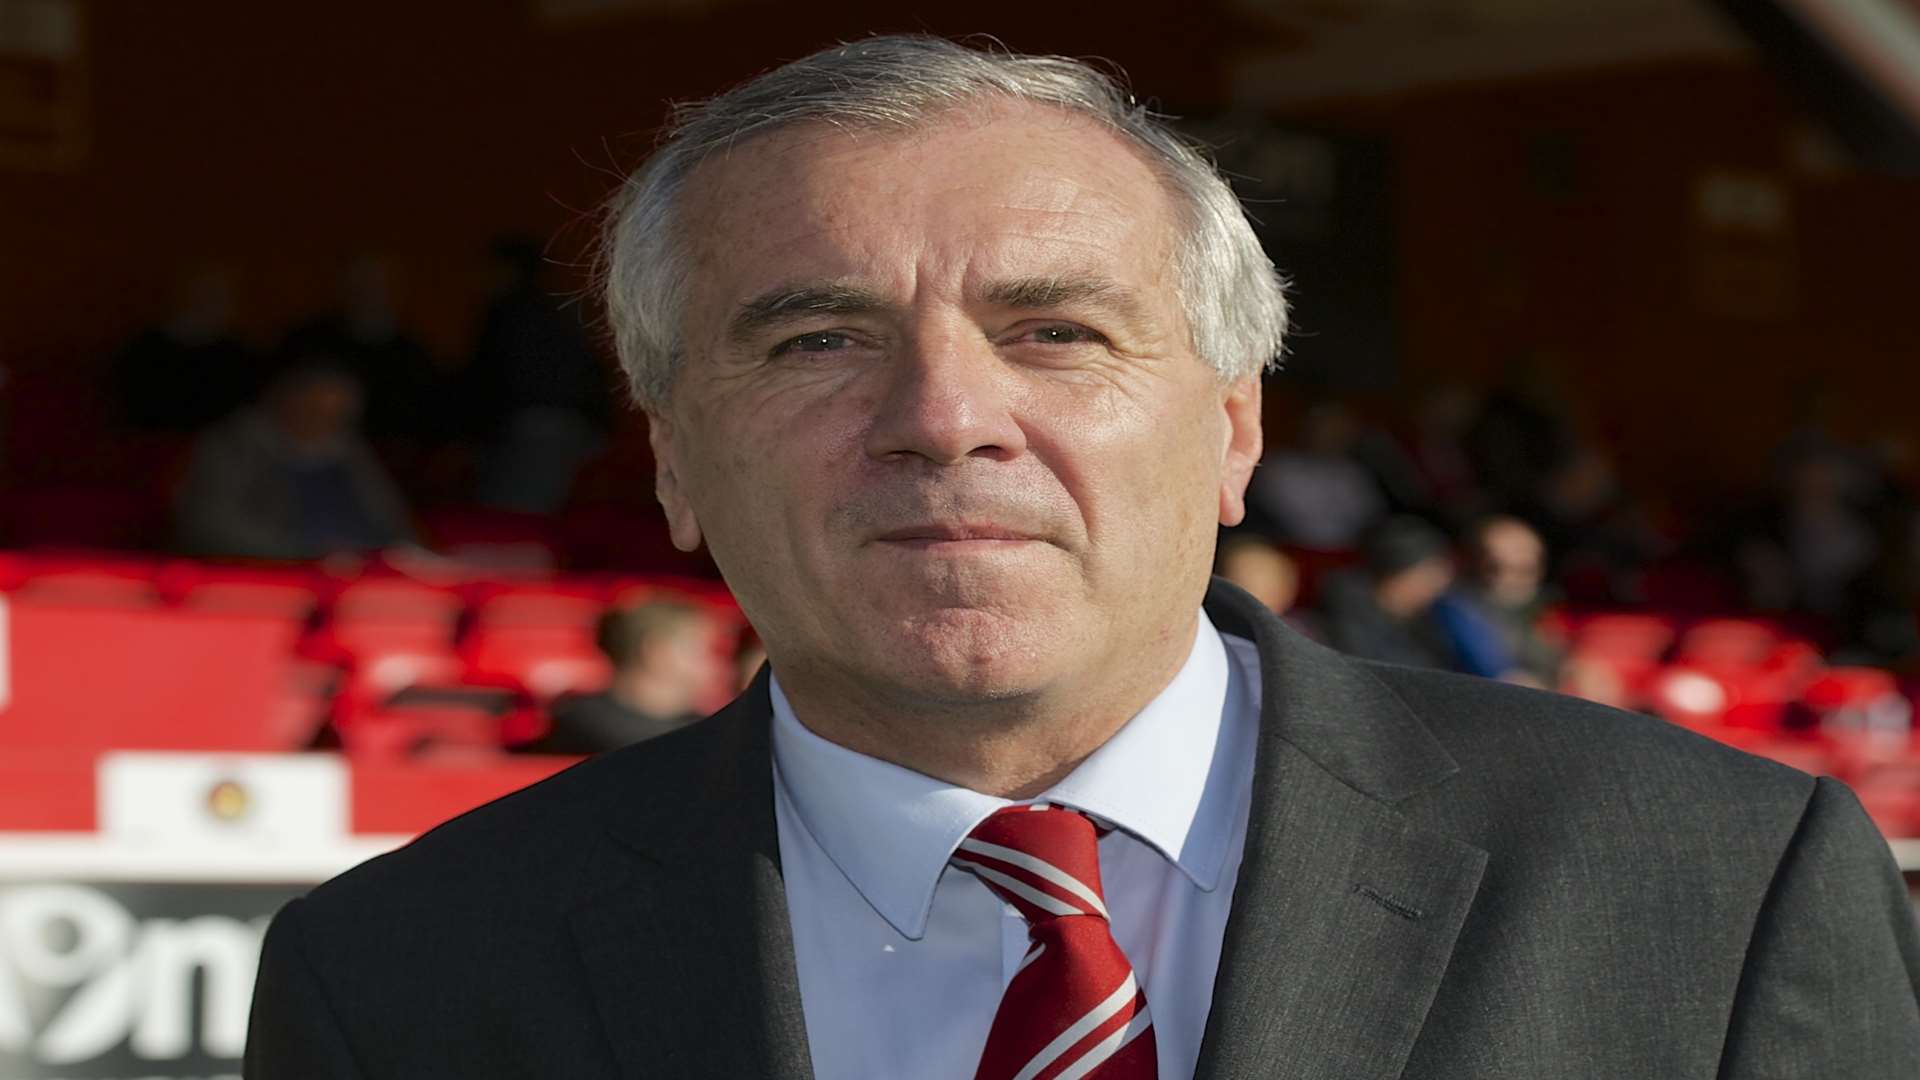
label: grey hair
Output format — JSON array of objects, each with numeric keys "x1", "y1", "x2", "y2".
[{"x1": 601, "y1": 34, "x2": 1288, "y2": 410}]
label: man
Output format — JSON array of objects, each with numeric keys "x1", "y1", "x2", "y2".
[
  {"x1": 175, "y1": 350, "x2": 417, "y2": 561},
  {"x1": 1317, "y1": 516, "x2": 1517, "y2": 682},
  {"x1": 1460, "y1": 515, "x2": 1566, "y2": 686},
  {"x1": 519, "y1": 598, "x2": 727, "y2": 755},
  {"x1": 246, "y1": 37, "x2": 1920, "y2": 1079}
]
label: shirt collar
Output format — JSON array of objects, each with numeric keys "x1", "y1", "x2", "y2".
[{"x1": 769, "y1": 611, "x2": 1240, "y2": 940}]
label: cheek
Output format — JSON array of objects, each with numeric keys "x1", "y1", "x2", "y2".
[
  {"x1": 681, "y1": 390, "x2": 870, "y2": 548},
  {"x1": 1030, "y1": 382, "x2": 1223, "y2": 562}
]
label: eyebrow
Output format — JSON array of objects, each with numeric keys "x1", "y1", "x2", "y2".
[
  {"x1": 981, "y1": 274, "x2": 1152, "y2": 332},
  {"x1": 727, "y1": 283, "x2": 891, "y2": 344},
  {"x1": 724, "y1": 273, "x2": 1156, "y2": 345}
]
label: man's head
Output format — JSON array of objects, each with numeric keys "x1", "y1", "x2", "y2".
[
  {"x1": 1365, "y1": 517, "x2": 1456, "y2": 620},
  {"x1": 597, "y1": 598, "x2": 726, "y2": 696},
  {"x1": 266, "y1": 354, "x2": 364, "y2": 450},
  {"x1": 1216, "y1": 534, "x2": 1301, "y2": 615},
  {"x1": 1468, "y1": 515, "x2": 1547, "y2": 609},
  {"x1": 600, "y1": 37, "x2": 1287, "y2": 719}
]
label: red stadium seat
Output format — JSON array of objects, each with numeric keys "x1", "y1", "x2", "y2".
[
  {"x1": 469, "y1": 584, "x2": 609, "y2": 631},
  {"x1": 462, "y1": 624, "x2": 612, "y2": 701},
  {"x1": 8, "y1": 552, "x2": 165, "y2": 607},
  {"x1": 1572, "y1": 612, "x2": 1678, "y2": 659},
  {"x1": 1647, "y1": 666, "x2": 1734, "y2": 727},
  {"x1": 1799, "y1": 668, "x2": 1911, "y2": 736},
  {"x1": 175, "y1": 565, "x2": 324, "y2": 619},
  {"x1": 1675, "y1": 618, "x2": 1780, "y2": 667}
]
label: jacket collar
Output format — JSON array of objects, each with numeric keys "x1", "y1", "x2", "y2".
[
  {"x1": 1194, "y1": 580, "x2": 1488, "y2": 1080},
  {"x1": 580, "y1": 579, "x2": 1487, "y2": 1080}
]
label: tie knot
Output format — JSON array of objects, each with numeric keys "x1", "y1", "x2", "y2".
[{"x1": 949, "y1": 804, "x2": 1110, "y2": 924}]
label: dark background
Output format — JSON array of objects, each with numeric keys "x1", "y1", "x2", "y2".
[{"x1": 3, "y1": 0, "x2": 1916, "y2": 523}]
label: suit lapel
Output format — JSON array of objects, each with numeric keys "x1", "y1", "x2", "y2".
[
  {"x1": 560, "y1": 583, "x2": 1485, "y2": 1080},
  {"x1": 569, "y1": 674, "x2": 815, "y2": 1080},
  {"x1": 1195, "y1": 583, "x2": 1489, "y2": 1080}
]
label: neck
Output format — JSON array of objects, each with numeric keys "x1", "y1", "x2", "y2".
[{"x1": 775, "y1": 614, "x2": 1200, "y2": 799}]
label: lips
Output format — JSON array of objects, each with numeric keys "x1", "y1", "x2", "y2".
[{"x1": 874, "y1": 523, "x2": 1041, "y2": 543}]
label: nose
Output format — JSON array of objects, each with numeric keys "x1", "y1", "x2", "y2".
[{"x1": 863, "y1": 329, "x2": 1027, "y2": 465}]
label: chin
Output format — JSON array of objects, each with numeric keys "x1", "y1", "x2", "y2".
[{"x1": 868, "y1": 606, "x2": 1067, "y2": 703}]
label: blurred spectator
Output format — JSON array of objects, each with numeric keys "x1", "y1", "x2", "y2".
[
  {"x1": 465, "y1": 236, "x2": 613, "y2": 514},
  {"x1": 1243, "y1": 402, "x2": 1390, "y2": 548},
  {"x1": 523, "y1": 598, "x2": 726, "y2": 754},
  {"x1": 282, "y1": 256, "x2": 444, "y2": 445},
  {"x1": 1518, "y1": 443, "x2": 1662, "y2": 604},
  {"x1": 1733, "y1": 445, "x2": 1883, "y2": 619},
  {"x1": 1318, "y1": 516, "x2": 1519, "y2": 680},
  {"x1": 1405, "y1": 383, "x2": 1489, "y2": 528},
  {"x1": 1217, "y1": 533, "x2": 1301, "y2": 614},
  {"x1": 1462, "y1": 515, "x2": 1565, "y2": 685},
  {"x1": 173, "y1": 352, "x2": 417, "y2": 560},
  {"x1": 110, "y1": 264, "x2": 260, "y2": 431},
  {"x1": 1215, "y1": 532, "x2": 1324, "y2": 640},
  {"x1": 1465, "y1": 357, "x2": 1578, "y2": 511}
]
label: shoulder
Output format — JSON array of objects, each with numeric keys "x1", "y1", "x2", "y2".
[
  {"x1": 1355, "y1": 661, "x2": 1819, "y2": 862},
  {"x1": 297, "y1": 710, "x2": 750, "y2": 928},
  {"x1": 1374, "y1": 660, "x2": 1807, "y2": 788}
]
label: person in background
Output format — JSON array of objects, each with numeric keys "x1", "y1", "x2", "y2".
[
  {"x1": 464, "y1": 236, "x2": 613, "y2": 513},
  {"x1": 1215, "y1": 533, "x2": 1300, "y2": 615},
  {"x1": 1241, "y1": 401, "x2": 1389, "y2": 549},
  {"x1": 522, "y1": 598, "x2": 726, "y2": 755},
  {"x1": 1318, "y1": 515, "x2": 1518, "y2": 680},
  {"x1": 173, "y1": 350, "x2": 417, "y2": 561},
  {"x1": 1461, "y1": 515, "x2": 1565, "y2": 686},
  {"x1": 283, "y1": 256, "x2": 444, "y2": 448},
  {"x1": 1214, "y1": 531, "x2": 1320, "y2": 639},
  {"x1": 111, "y1": 263, "x2": 260, "y2": 432}
]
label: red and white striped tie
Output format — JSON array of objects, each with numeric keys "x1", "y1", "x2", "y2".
[{"x1": 949, "y1": 804, "x2": 1157, "y2": 1080}]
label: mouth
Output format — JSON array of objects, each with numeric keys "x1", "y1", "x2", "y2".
[{"x1": 873, "y1": 523, "x2": 1044, "y2": 548}]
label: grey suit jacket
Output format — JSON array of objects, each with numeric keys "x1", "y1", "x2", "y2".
[{"x1": 245, "y1": 580, "x2": 1920, "y2": 1078}]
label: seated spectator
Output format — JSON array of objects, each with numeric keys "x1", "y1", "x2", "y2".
[
  {"x1": 1317, "y1": 516, "x2": 1518, "y2": 679},
  {"x1": 1215, "y1": 532, "x2": 1320, "y2": 638},
  {"x1": 173, "y1": 353, "x2": 417, "y2": 560},
  {"x1": 282, "y1": 256, "x2": 444, "y2": 447},
  {"x1": 1462, "y1": 515, "x2": 1565, "y2": 686},
  {"x1": 464, "y1": 236, "x2": 613, "y2": 514},
  {"x1": 523, "y1": 598, "x2": 726, "y2": 755},
  {"x1": 1242, "y1": 402, "x2": 1389, "y2": 549},
  {"x1": 111, "y1": 264, "x2": 260, "y2": 431}
]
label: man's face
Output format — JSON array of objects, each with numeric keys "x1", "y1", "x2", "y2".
[
  {"x1": 1479, "y1": 521, "x2": 1545, "y2": 607},
  {"x1": 648, "y1": 102, "x2": 1262, "y2": 706}
]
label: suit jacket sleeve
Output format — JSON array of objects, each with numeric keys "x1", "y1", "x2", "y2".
[
  {"x1": 245, "y1": 898, "x2": 367, "y2": 1079},
  {"x1": 1719, "y1": 777, "x2": 1920, "y2": 1077}
]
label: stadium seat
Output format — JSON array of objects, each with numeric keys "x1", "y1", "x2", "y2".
[
  {"x1": 1647, "y1": 666, "x2": 1733, "y2": 727},
  {"x1": 462, "y1": 624, "x2": 612, "y2": 701},
  {"x1": 7, "y1": 552, "x2": 165, "y2": 607},
  {"x1": 1571, "y1": 612, "x2": 1678, "y2": 658},
  {"x1": 1799, "y1": 667, "x2": 1911, "y2": 737},
  {"x1": 1675, "y1": 618, "x2": 1779, "y2": 667}
]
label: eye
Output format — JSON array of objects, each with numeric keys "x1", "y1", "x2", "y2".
[
  {"x1": 771, "y1": 330, "x2": 856, "y2": 357},
  {"x1": 1015, "y1": 324, "x2": 1108, "y2": 347}
]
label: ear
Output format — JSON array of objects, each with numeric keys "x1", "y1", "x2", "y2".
[
  {"x1": 1217, "y1": 375, "x2": 1264, "y2": 528},
  {"x1": 647, "y1": 412, "x2": 705, "y2": 552}
]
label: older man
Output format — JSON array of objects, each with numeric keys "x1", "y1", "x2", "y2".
[{"x1": 246, "y1": 37, "x2": 1920, "y2": 1079}]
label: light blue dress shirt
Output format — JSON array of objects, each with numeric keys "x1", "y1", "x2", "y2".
[{"x1": 771, "y1": 612, "x2": 1263, "y2": 1079}]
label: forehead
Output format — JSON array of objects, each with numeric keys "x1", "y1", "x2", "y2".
[{"x1": 674, "y1": 100, "x2": 1182, "y2": 319}]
